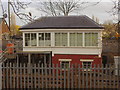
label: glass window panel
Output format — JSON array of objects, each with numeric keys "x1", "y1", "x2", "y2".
[
  {"x1": 45, "y1": 33, "x2": 50, "y2": 40},
  {"x1": 70, "y1": 33, "x2": 83, "y2": 46},
  {"x1": 55, "y1": 33, "x2": 61, "y2": 46},
  {"x1": 39, "y1": 33, "x2": 44, "y2": 46},
  {"x1": 92, "y1": 33, "x2": 98, "y2": 46},
  {"x1": 70, "y1": 33, "x2": 76, "y2": 46},
  {"x1": 61, "y1": 61, "x2": 70, "y2": 69},
  {"x1": 25, "y1": 33, "x2": 30, "y2": 46},
  {"x1": 55, "y1": 33, "x2": 67, "y2": 46},
  {"x1": 62, "y1": 33, "x2": 67, "y2": 46},
  {"x1": 85, "y1": 33, "x2": 98, "y2": 46},
  {"x1": 83, "y1": 62, "x2": 91, "y2": 69},
  {"x1": 39, "y1": 33, "x2": 44, "y2": 40},
  {"x1": 77, "y1": 33, "x2": 83, "y2": 46},
  {"x1": 45, "y1": 33, "x2": 51, "y2": 46},
  {"x1": 85, "y1": 33, "x2": 91, "y2": 46},
  {"x1": 31, "y1": 33, "x2": 37, "y2": 46}
]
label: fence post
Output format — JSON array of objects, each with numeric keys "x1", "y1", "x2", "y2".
[
  {"x1": 0, "y1": 63, "x2": 2, "y2": 90},
  {"x1": 118, "y1": 63, "x2": 120, "y2": 89}
]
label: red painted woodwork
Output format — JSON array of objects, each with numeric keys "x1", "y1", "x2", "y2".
[{"x1": 52, "y1": 54, "x2": 102, "y2": 66}]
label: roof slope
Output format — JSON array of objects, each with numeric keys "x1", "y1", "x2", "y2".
[{"x1": 20, "y1": 15, "x2": 104, "y2": 30}]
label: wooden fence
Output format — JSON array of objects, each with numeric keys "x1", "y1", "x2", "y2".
[{"x1": 1, "y1": 63, "x2": 120, "y2": 89}]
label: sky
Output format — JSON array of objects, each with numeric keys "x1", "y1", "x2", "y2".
[{"x1": 0, "y1": 0, "x2": 118, "y2": 26}]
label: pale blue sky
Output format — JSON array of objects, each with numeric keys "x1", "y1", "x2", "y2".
[{"x1": 0, "y1": 0, "x2": 118, "y2": 26}]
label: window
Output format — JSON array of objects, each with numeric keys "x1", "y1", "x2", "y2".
[
  {"x1": 39, "y1": 33, "x2": 51, "y2": 46},
  {"x1": 31, "y1": 33, "x2": 37, "y2": 46},
  {"x1": 70, "y1": 33, "x2": 82, "y2": 46},
  {"x1": 45, "y1": 33, "x2": 51, "y2": 46},
  {"x1": 39, "y1": 33, "x2": 44, "y2": 46},
  {"x1": 85, "y1": 33, "x2": 98, "y2": 46},
  {"x1": 80, "y1": 59, "x2": 93, "y2": 70},
  {"x1": 82, "y1": 62, "x2": 92, "y2": 69},
  {"x1": 61, "y1": 61, "x2": 70, "y2": 69},
  {"x1": 25, "y1": 33, "x2": 37, "y2": 46},
  {"x1": 59, "y1": 59, "x2": 71, "y2": 70},
  {"x1": 55, "y1": 33, "x2": 68, "y2": 46},
  {"x1": 25, "y1": 33, "x2": 30, "y2": 46}
]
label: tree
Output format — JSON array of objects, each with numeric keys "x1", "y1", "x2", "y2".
[
  {"x1": 106, "y1": 0, "x2": 120, "y2": 39},
  {"x1": 109, "y1": 0, "x2": 120, "y2": 16},
  {"x1": 92, "y1": 15, "x2": 99, "y2": 23},
  {"x1": 9, "y1": 0, "x2": 35, "y2": 22},
  {"x1": 102, "y1": 20, "x2": 118, "y2": 39},
  {"x1": 10, "y1": 13, "x2": 21, "y2": 36},
  {"x1": 0, "y1": 0, "x2": 35, "y2": 23},
  {"x1": 1, "y1": 0, "x2": 101, "y2": 22},
  {"x1": 37, "y1": 0, "x2": 101, "y2": 16}
]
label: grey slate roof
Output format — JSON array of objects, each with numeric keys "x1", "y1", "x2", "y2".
[{"x1": 19, "y1": 15, "x2": 104, "y2": 30}]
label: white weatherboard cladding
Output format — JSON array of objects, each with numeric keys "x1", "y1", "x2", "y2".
[{"x1": 23, "y1": 47, "x2": 101, "y2": 56}]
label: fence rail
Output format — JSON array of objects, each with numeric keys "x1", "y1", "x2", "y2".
[{"x1": 1, "y1": 63, "x2": 120, "y2": 89}]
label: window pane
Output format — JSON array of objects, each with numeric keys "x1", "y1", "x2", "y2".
[
  {"x1": 92, "y1": 33, "x2": 98, "y2": 46},
  {"x1": 70, "y1": 33, "x2": 83, "y2": 46},
  {"x1": 55, "y1": 33, "x2": 61, "y2": 46},
  {"x1": 45, "y1": 33, "x2": 51, "y2": 46},
  {"x1": 85, "y1": 33, "x2": 91, "y2": 46},
  {"x1": 83, "y1": 62, "x2": 91, "y2": 68},
  {"x1": 61, "y1": 61, "x2": 70, "y2": 69},
  {"x1": 77, "y1": 33, "x2": 82, "y2": 46},
  {"x1": 31, "y1": 33, "x2": 37, "y2": 46},
  {"x1": 62, "y1": 33, "x2": 67, "y2": 46},
  {"x1": 85, "y1": 33, "x2": 98, "y2": 46},
  {"x1": 45, "y1": 33, "x2": 50, "y2": 40},
  {"x1": 25, "y1": 33, "x2": 30, "y2": 46},
  {"x1": 70, "y1": 33, "x2": 76, "y2": 46},
  {"x1": 39, "y1": 33, "x2": 44, "y2": 46}
]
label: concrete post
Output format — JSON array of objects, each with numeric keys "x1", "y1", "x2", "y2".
[{"x1": 28, "y1": 53, "x2": 31, "y2": 74}]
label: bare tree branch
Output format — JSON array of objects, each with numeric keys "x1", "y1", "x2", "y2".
[
  {"x1": 9, "y1": 0, "x2": 35, "y2": 23},
  {"x1": 108, "y1": 0, "x2": 119, "y2": 16},
  {"x1": 38, "y1": 0, "x2": 101, "y2": 16}
]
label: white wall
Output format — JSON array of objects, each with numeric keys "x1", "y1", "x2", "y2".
[{"x1": 23, "y1": 47, "x2": 102, "y2": 56}]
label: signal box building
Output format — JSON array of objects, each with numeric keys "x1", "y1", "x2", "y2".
[{"x1": 19, "y1": 15, "x2": 104, "y2": 68}]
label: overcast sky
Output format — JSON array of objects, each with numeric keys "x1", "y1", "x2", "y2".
[{"x1": 0, "y1": 0, "x2": 118, "y2": 26}]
